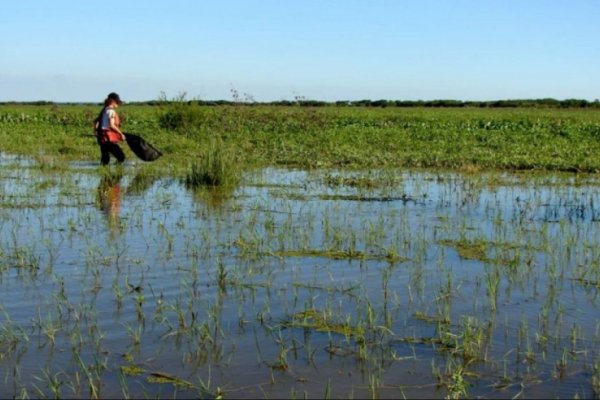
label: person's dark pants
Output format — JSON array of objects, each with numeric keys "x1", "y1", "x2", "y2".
[{"x1": 100, "y1": 142, "x2": 125, "y2": 165}]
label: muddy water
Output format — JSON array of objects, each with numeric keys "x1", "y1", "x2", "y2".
[{"x1": 1, "y1": 156, "x2": 600, "y2": 398}]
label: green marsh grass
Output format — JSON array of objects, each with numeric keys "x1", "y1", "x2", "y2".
[{"x1": 3, "y1": 104, "x2": 600, "y2": 173}]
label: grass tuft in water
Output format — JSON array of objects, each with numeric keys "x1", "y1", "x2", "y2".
[
  {"x1": 146, "y1": 372, "x2": 195, "y2": 388},
  {"x1": 185, "y1": 136, "x2": 240, "y2": 187},
  {"x1": 274, "y1": 247, "x2": 406, "y2": 262},
  {"x1": 282, "y1": 309, "x2": 365, "y2": 337}
]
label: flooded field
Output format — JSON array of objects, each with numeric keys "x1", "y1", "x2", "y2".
[{"x1": 1, "y1": 153, "x2": 600, "y2": 398}]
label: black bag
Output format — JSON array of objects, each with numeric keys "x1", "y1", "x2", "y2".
[{"x1": 124, "y1": 133, "x2": 163, "y2": 162}]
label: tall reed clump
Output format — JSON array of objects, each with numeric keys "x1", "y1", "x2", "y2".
[{"x1": 185, "y1": 136, "x2": 241, "y2": 187}]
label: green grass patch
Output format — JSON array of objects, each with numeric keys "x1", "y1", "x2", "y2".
[
  {"x1": 273, "y1": 248, "x2": 406, "y2": 262},
  {"x1": 282, "y1": 309, "x2": 365, "y2": 337},
  {"x1": 438, "y1": 238, "x2": 529, "y2": 266},
  {"x1": 120, "y1": 364, "x2": 145, "y2": 376},
  {"x1": 438, "y1": 239, "x2": 489, "y2": 262},
  {"x1": 146, "y1": 372, "x2": 195, "y2": 388},
  {"x1": 3, "y1": 104, "x2": 600, "y2": 174}
]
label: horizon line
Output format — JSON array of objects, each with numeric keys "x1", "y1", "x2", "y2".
[{"x1": 1, "y1": 97, "x2": 599, "y2": 105}]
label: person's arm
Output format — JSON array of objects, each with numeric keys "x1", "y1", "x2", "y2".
[
  {"x1": 109, "y1": 113, "x2": 126, "y2": 141},
  {"x1": 93, "y1": 116, "x2": 100, "y2": 136}
]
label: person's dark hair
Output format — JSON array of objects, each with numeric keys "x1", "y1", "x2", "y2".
[{"x1": 107, "y1": 92, "x2": 123, "y2": 105}]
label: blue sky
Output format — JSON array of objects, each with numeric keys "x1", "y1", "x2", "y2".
[{"x1": 1, "y1": 0, "x2": 598, "y2": 102}]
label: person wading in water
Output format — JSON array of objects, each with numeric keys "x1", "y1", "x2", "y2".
[{"x1": 94, "y1": 92, "x2": 126, "y2": 165}]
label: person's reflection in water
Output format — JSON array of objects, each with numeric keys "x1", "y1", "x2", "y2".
[{"x1": 97, "y1": 169, "x2": 124, "y2": 233}]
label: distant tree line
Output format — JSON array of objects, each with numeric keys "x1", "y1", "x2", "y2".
[
  {"x1": 138, "y1": 98, "x2": 600, "y2": 108},
  {"x1": 2, "y1": 98, "x2": 600, "y2": 108}
]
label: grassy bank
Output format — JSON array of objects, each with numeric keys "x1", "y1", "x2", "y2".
[{"x1": 1, "y1": 104, "x2": 600, "y2": 174}]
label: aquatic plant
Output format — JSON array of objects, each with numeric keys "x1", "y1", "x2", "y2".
[{"x1": 185, "y1": 136, "x2": 241, "y2": 187}]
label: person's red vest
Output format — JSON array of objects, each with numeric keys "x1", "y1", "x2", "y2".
[{"x1": 100, "y1": 108, "x2": 123, "y2": 144}]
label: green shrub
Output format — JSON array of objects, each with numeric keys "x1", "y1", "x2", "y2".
[{"x1": 158, "y1": 104, "x2": 206, "y2": 132}]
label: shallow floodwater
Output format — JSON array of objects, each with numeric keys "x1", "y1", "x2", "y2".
[{"x1": 1, "y1": 155, "x2": 600, "y2": 398}]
